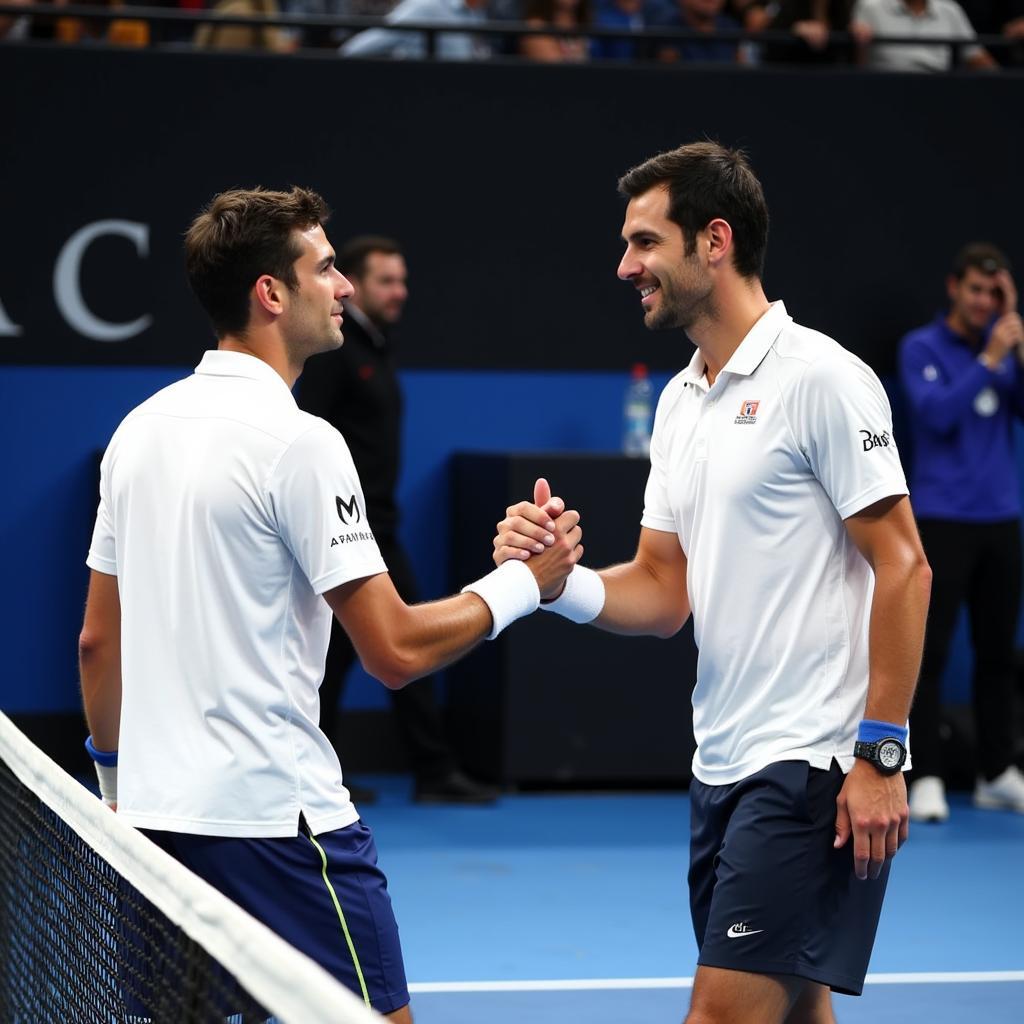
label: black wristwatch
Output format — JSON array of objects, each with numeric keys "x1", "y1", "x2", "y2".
[{"x1": 853, "y1": 737, "x2": 907, "y2": 775}]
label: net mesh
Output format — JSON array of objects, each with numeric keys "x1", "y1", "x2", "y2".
[{"x1": 0, "y1": 713, "x2": 383, "y2": 1024}]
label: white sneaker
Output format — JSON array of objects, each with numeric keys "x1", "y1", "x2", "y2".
[
  {"x1": 909, "y1": 776, "x2": 949, "y2": 822},
  {"x1": 973, "y1": 765, "x2": 1024, "y2": 813}
]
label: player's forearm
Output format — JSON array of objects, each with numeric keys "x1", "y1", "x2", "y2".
[
  {"x1": 360, "y1": 593, "x2": 495, "y2": 689},
  {"x1": 594, "y1": 561, "x2": 690, "y2": 639},
  {"x1": 79, "y1": 634, "x2": 122, "y2": 752},
  {"x1": 862, "y1": 555, "x2": 932, "y2": 725}
]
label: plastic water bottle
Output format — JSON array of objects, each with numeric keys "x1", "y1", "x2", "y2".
[{"x1": 622, "y1": 362, "x2": 653, "y2": 457}]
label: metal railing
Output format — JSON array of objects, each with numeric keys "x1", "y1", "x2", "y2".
[{"x1": 1, "y1": 2, "x2": 1019, "y2": 67}]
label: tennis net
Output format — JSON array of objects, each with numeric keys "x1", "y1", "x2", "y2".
[{"x1": 0, "y1": 711, "x2": 385, "y2": 1024}]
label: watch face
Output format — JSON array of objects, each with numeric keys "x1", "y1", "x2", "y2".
[{"x1": 878, "y1": 740, "x2": 903, "y2": 769}]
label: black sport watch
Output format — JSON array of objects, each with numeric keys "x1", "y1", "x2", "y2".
[{"x1": 853, "y1": 737, "x2": 907, "y2": 775}]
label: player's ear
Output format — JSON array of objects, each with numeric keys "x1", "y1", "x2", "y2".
[
  {"x1": 704, "y1": 219, "x2": 733, "y2": 269},
  {"x1": 254, "y1": 274, "x2": 287, "y2": 316}
]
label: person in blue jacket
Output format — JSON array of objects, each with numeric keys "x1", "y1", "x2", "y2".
[{"x1": 899, "y1": 243, "x2": 1024, "y2": 822}]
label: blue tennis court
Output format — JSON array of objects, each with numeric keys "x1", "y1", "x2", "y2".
[{"x1": 355, "y1": 779, "x2": 1024, "y2": 1023}]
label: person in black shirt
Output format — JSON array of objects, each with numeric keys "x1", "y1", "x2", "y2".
[{"x1": 298, "y1": 236, "x2": 498, "y2": 804}]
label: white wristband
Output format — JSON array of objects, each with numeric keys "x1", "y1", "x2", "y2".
[
  {"x1": 94, "y1": 763, "x2": 117, "y2": 807},
  {"x1": 539, "y1": 565, "x2": 605, "y2": 624},
  {"x1": 462, "y1": 559, "x2": 541, "y2": 639}
]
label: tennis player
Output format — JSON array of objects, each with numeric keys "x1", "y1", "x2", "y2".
[
  {"x1": 493, "y1": 143, "x2": 932, "y2": 1024},
  {"x1": 78, "y1": 186, "x2": 582, "y2": 1020}
]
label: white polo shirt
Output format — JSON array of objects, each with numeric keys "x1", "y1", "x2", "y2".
[
  {"x1": 642, "y1": 302, "x2": 909, "y2": 785},
  {"x1": 87, "y1": 350, "x2": 388, "y2": 837}
]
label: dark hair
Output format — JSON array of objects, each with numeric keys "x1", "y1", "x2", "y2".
[
  {"x1": 184, "y1": 186, "x2": 330, "y2": 338},
  {"x1": 336, "y1": 235, "x2": 404, "y2": 279},
  {"x1": 618, "y1": 142, "x2": 769, "y2": 280},
  {"x1": 951, "y1": 242, "x2": 1010, "y2": 281}
]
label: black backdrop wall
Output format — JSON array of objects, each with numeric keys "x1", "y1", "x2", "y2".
[
  {"x1": 3, "y1": 46, "x2": 1021, "y2": 375},
  {"x1": 4, "y1": 46, "x2": 1022, "y2": 775}
]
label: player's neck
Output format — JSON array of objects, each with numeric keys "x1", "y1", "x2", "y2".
[
  {"x1": 690, "y1": 278, "x2": 770, "y2": 387},
  {"x1": 218, "y1": 335, "x2": 301, "y2": 389}
]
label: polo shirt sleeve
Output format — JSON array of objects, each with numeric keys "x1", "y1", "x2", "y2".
[
  {"x1": 86, "y1": 446, "x2": 118, "y2": 576},
  {"x1": 793, "y1": 352, "x2": 908, "y2": 520},
  {"x1": 270, "y1": 422, "x2": 387, "y2": 595},
  {"x1": 641, "y1": 376, "x2": 683, "y2": 533}
]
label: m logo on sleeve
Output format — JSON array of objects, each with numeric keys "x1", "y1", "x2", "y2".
[
  {"x1": 860, "y1": 429, "x2": 891, "y2": 452},
  {"x1": 336, "y1": 494, "x2": 361, "y2": 525},
  {"x1": 331, "y1": 494, "x2": 375, "y2": 548}
]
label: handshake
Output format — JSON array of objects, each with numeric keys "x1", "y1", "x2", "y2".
[
  {"x1": 492, "y1": 477, "x2": 583, "y2": 600},
  {"x1": 462, "y1": 477, "x2": 605, "y2": 640}
]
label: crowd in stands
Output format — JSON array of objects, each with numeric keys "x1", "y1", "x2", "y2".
[{"x1": 2, "y1": 0, "x2": 1023, "y2": 66}]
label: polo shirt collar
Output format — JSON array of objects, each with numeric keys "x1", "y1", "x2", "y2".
[
  {"x1": 679, "y1": 345, "x2": 708, "y2": 388},
  {"x1": 720, "y1": 300, "x2": 790, "y2": 377},
  {"x1": 195, "y1": 349, "x2": 296, "y2": 398}
]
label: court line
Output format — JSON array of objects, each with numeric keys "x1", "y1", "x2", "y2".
[{"x1": 408, "y1": 971, "x2": 1024, "y2": 993}]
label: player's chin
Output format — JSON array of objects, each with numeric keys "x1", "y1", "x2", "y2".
[
  {"x1": 308, "y1": 332, "x2": 343, "y2": 358},
  {"x1": 644, "y1": 308, "x2": 677, "y2": 332}
]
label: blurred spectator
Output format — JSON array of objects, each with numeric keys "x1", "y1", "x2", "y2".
[
  {"x1": 124, "y1": 0, "x2": 203, "y2": 46},
  {"x1": 194, "y1": 0, "x2": 295, "y2": 49},
  {"x1": 651, "y1": 0, "x2": 742, "y2": 62},
  {"x1": 340, "y1": 0, "x2": 491, "y2": 57},
  {"x1": 761, "y1": 0, "x2": 862, "y2": 62},
  {"x1": 851, "y1": 0, "x2": 997, "y2": 69},
  {"x1": 727, "y1": 0, "x2": 769, "y2": 24},
  {"x1": 724, "y1": 0, "x2": 771, "y2": 61},
  {"x1": 1004, "y1": 2, "x2": 1024, "y2": 62},
  {"x1": 0, "y1": 0, "x2": 32, "y2": 39},
  {"x1": 283, "y1": 0, "x2": 394, "y2": 50},
  {"x1": 520, "y1": 0, "x2": 590, "y2": 59},
  {"x1": 47, "y1": 0, "x2": 150, "y2": 44},
  {"x1": 898, "y1": 243, "x2": 1024, "y2": 822},
  {"x1": 959, "y1": 0, "x2": 1024, "y2": 63},
  {"x1": 488, "y1": 0, "x2": 525, "y2": 54},
  {"x1": 590, "y1": 0, "x2": 653, "y2": 60}
]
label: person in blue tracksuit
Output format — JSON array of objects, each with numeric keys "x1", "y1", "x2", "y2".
[{"x1": 899, "y1": 242, "x2": 1024, "y2": 822}]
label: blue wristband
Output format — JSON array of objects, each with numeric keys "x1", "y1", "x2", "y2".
[
  {"x1": 858, "y1": 719, "x2": 908, "y2": 745},
  {"x1": 85, "y1": 735, "x2": 118, "y2": 767}
]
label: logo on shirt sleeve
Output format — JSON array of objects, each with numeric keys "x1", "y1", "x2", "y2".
[
  {"x1": 734, "y1": 399, "x2": 760, "y2": 425},
  {"x1": 336, "y1": 494, "x2": 362, "y2": 525},
  {"x1": 860, "y1": 429, "x2": 891, "y2": 452},
  {"x1": 331, "y1": 494, "x2": 375, "y2": 548}
]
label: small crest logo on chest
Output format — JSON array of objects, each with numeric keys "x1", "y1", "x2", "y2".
[{"x1": 734, "y1": 399, "x2": 760, "y2": 425}]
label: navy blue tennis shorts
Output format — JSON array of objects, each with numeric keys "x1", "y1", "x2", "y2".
[
  {"x1": 689, "y1": 759, "x2": 889, "y2": 996},
  {"x1": 142, "y1": 817, "x2": 409, "y2": 1015}
]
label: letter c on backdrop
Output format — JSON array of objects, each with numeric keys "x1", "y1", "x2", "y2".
[{"x1": 54, "y1": 220, "x2": 154, "y2": 342}]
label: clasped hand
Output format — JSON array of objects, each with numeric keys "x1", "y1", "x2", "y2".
[{"x1": 494, "y1": 478, "x2": 583, "y2": 600}]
